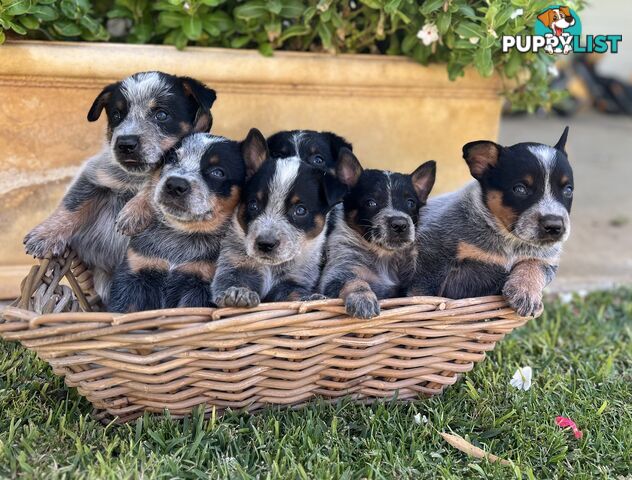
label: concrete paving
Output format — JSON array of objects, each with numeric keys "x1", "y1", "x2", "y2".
[{"x1": 499, "y1": 113, "x2": 632, "y2": 292}]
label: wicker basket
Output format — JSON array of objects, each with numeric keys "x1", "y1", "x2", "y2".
[{"x1": 0, "y1": 250, "x2": 531, "y2": 423}]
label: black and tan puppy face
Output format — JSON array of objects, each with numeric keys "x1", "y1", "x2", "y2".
[
  {"x1": 87, "y1": 71, "x2": 217, "y2": 174},
  {"x1": 464, "y1": 127, "x2": 574, "y2": 245},
  {"x1": 337, "y1": 150, "x2": 436, "y2": 250},
  {"x1": 238, "y1": 156, "x2": 346, "y2": 265},
  {"x1": 154, "y1": 133, "x2": 245, "y2": 231},
  {"x1": 266, "y1": 130, "x2": 352, "y2": 174}
]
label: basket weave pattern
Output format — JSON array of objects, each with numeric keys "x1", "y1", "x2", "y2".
[{"x1": 0, "y1": 250, "x2": 530, "y2": 423}]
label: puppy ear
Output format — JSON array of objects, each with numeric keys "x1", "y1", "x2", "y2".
[
  {"x1": 180, "y1": 77, "x2": 217, "y2": 132},
  {"x1": 241, "y1": 128, "x2": 269, "y2": 179},
  {"x1": 335, "y1": 147, "x2": 363, "y2": 187},
  {"x1": 322, "y1": 173, "x2": 347, "y2": 209},
  {"x1": 323, "y1": 131, "x2": 352, "y2": 158},
  {"x1": 554, "y1": 126, "x2": 569, "y2": 153},
  {"x1": 462, "y1": 140, "x2": 501, "y2": 180},
  {"x1": 560, "y1": 6, "x2": 571, "y2": 17},
  {"x1": 537, "y1": 9, "x2": 553, "y2": 27},
  {"x1": 411, "y1": 160, "x2": 436, "y2": 203},
  {"x1": 87, "y1": 82, "x2": 119, "y2": 122}
]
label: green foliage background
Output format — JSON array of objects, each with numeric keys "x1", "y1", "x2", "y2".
[{"x1": 0, "y1": 0, "x2": 586, "y2": 110}]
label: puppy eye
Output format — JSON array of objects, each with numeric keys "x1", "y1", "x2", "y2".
[
  {"x1": 311, "y1": 155, "x2": 324, "y2": 165},
  {"x1": 210, "y1": 168, "x2": 225, "y2": 178},
  {"x1": 111, "y1": 110, "x2": 121, "y2": 122},
  {"x1": 406, "y1": 198, "x2": 416, "y2": 209},
  {"x1": 155, "y1": 110, "x2": 169, "y2": 122},
  {"x1": 294, "y1": 204, "x2": 308, "y2": 217},
  {"x1": 563, "y1": 185, "x2": 574, "y2": 198},
  {"x1": 165, "y1": 150, "x2": 178, "y2": 164},
  {"x1": 247, "y1": 199, "x2": 259, "y2": 212},
  {"x1": 366, "y1": 199, "x2": 377, "y2": 208},
  {"x1": 513, "y1": 184, "x2": 528, "y2": 196}
]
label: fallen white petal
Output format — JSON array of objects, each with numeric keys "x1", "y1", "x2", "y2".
[
  {"x1": 509, "y1": 366, "x2": 533, "y2": 391},
  {"x1": 414, "y1": 413, "x2": 428, "y2": 425}
]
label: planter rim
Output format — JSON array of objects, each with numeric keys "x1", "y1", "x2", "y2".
[{"x1": 0, "y1": 40, "x2": 502, "y2": 94}]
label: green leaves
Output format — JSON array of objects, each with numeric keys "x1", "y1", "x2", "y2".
[{"x1": 0, "y1": 0, "x2": 588, "y2": 110}]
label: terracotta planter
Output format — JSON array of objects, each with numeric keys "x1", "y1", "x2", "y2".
[{"x1": 0, "y1": 40, "x2": 502, "y2": 299}]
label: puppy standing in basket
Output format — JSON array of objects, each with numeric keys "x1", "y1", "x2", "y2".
[
  {"x1": 212, "y1": 147, "x2": 347, "y2": 307},
  {"x1": 319, "y1": 150, "x2": 437, "y2": 318},
  {"x1": 24, "y1": 72, "x2": 217, "y2": 302},
  {"x1": 408, "y1": 128, "x2": 574, "y2": 317},
  {"x1": 108, "y1": 130, "x2": 266, "y2": 312}
]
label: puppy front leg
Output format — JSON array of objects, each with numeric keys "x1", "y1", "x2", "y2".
[
  {"x1": 116, "y1": 182, "x2": 156, "y2": 236},
  {"x1": 212, "y1": 265, "x2": 263, "y2": 308},
  {"x1": 24, "y1": 175, "x2": 100, "y2": 258},
  {"x1": 503, "y1": 259, "x2": 557, "y2": 317},
  {"x1": 324, "y1": 277, "x2": 380, "y2": 319},
  {"x1": 108, "y1": 251, "x2": 168, "y2": 313},
  {"x1": 165, "y1": 261, "x2": 216, "y2": 308},
  {"x1": 265, "y1": 280, "x2": 320, "y2": 302}
]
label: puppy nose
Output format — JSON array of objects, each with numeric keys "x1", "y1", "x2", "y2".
[
  {"x1": 539, "y1": 215, "x2": 565, "y2": 239},
  {"x1": 256, "y1": 236, "x2": 280, "y2": 254},
  {"x1": 116, "y1": 135, "x2": 139, "y2": 155},
  {"x1": 165, "y1": 177, "x2": 190, "y2": 197},
  {"x1": 389, "y1": 216, "x2": 409, "y2": 233}
]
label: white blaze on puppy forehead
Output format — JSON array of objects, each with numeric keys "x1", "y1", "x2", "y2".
[
  {"x1": 527, "y1": 145, "x2": 569, "y2": 218},
  {"x1": 265, "y1": 157, "x2": 301, "y2": 216},
  {"x1": 175, "y1": 134, "x2": 228, "y2": 172},
  {"x1": 120, "y1": 72, "x2": 171, "y2": 105},
  {"x1": 289, "y1": 133, "x2": 305, "y2": 158}
]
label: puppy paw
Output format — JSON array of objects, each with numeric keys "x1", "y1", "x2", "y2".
[
  {"x1": 345, "y1": 291, "x2": 380, "y2": 319},
  {"x1": 215, "y1": 287, "x2": 260, "y2": 308},
  {"x1": 503, "y1": 281, "x2": 543, "y2": 317},
  {"x1": 116, "y1": 206, "x2": 152, "y2": 237},
  {"x1": 23, "y1": 228, "x2": 68, "y2": 258}
]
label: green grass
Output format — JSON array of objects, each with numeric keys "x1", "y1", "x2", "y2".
[{"x1": 1, "y1": 289, "x2": 631, "y2": 479}]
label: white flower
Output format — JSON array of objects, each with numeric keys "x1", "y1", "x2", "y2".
[
  {"x1": 469, "y1": 37, "x2": 479, "y2": 45},
  {"x1": 349, "y1": 0, "x2": 357, "y2": 9},
  {"x1": 510, "y1": 366, "x2": 533, "y2": 391},
  {"x1": 559, "y1": 291, "x2": 572, "y2": 304},
  {"x1": 414, "y1": 413, "x2": 428, "y2": 425},
  {"x1": 510, "y1": 8, "x2": 524, "y2": 20},
  {"x1": 417, "y1": 23, "x2": 440, "y2": 46},
  {"x1": 183, "y1": 1, "x2": 191, "y2": 11}
]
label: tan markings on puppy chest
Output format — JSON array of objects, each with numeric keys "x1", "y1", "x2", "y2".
[
  {"x1": 456, "y1": 241, "x2": 509, "y2": 267},
  {"x1": 486, "y1": 190, "x2": 518, "y2": 231},
  {"x1": 94, "y1": 167, "x2": 130, "y2": 191},
  {"x1": 340, "y1": 279, "x2": 372, "y2": 299},
  {"x1": 176, "y1": 261, "x2": 216, "y2": 281},
  {"x1": 127, "y1": 249, "x2": 169, "y2": 272},
  {"x1": 508, "y1": 259, "x2": 549, "y2": 295}
]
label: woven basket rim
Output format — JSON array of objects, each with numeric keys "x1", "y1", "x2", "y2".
[{"x1": 0, "y1": 249, "x2": 531, "y2": 422}]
